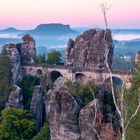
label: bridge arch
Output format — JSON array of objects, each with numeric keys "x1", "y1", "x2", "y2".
[
  {"x1": 48, "y1": 70, "x2": 63, "y2": 83},
  {"x1": 36, "y1": 69, "x2": 43, "y2": 76},
  {"x1": 29, "y1": 68, "x2": 33, "y2": 72},
  {"x1": 103, "y1": 76, "x2": 123, "y2": 99},
  {"x1": 104, "y1": 76, "x2": 123, "y2": 86},
  {"x1": 75, "y1": 72, "x2": 86, "y2": 83}
]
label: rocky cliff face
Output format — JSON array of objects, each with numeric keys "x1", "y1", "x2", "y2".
[
  {"x1": 45, "y1": 77, "x2": 81, "y2": 140},
  {"x1": 2, "y1": 34, "x2": 36, "y2": 111},
  {"x1": 65, "y1": 29, "x2": 114, "y2": 70},
  {"x1": 18, "y1": 34, "x2": 36, "y2": 64},
  {"x1": 2, "y1": 34, "x2": 36, "y2": 84},
  {"x1": 3, "y1": 43, "x2": 22, "y2": 84},
  {"x1": 6, "y1": 85, "x2": 23, "y2": 108},
  {"x1": 135, "y1": 51, "x2": 140, "y2": 64},
  {"x1": 30, "y1": 85, "x2": 45, "y2": 132},
  {"x1": 45, "y1": 77, "x2": 118, "y2": 140}
]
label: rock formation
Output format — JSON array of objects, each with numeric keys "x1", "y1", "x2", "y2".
[
  {"x1": 30, "y1": 85, "x2": 44, "y2": 132},
  {"x1": 79, "y1": 100, "x2": 117, "y2": 140},
  {"x1": 17, "y1": 34, "x2": 36, "y2": 64},
  {"x1": 65, "y1": 29, "x2": 114, "y2": 70},
  {"x1": 45, "y1": 77, "x2": 118, "y2": 140},
  {"x1": 3, "y1": 43, "x2": 22, "y2": 84},
  {"x1": 45, "y1": 77, "x2": 81, "y2": 140},
  {"x1": 6, "y1": 85, "x2": 23, "y2": 108},
  {"x1": 135, "y1": 51, "x2": 140, "y2": 64},
  {"x1": 2, "y1": 34, "x2": 36, "y2": 84}
]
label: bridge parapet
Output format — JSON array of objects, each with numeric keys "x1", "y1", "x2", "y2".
[
  {"x1": 21, "y1": 63, "x2": 133, "y2": 75},
  {"x1": 22, "y1": 63, "x2": 72, "y2": 70},
  {"x1": 22, "y1": 64, "x2": 133, "y2": 87}
]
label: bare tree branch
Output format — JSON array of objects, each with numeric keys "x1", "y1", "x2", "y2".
[{"x1": 100, "y1": 0, "x2": 112, "y2": 28}]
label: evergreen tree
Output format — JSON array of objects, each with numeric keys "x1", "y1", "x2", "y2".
[{"x1": 46, "y1": 50, "x2": 62, "y2": 65}]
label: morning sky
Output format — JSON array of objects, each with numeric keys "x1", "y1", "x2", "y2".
[{"x1": 0, "y1": 0, "x2": 140, "y2": 29}]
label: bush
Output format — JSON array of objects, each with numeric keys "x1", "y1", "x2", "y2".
[
  {"x1": 0, "y1": 108, "x2": 36, "y2": 140},
  {"x1": 67, "y1": 81, "x2": 96, "y2": 105},
  {"x1": 32, "y1": 124, "x2": 50, "y2": 140}
]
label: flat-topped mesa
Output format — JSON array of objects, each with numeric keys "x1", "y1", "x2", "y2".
[{"x1": 65, "y1": 29, "x2": 114, "y2": 70}]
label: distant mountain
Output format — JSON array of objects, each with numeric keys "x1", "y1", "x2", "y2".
[
  {"x1": 25, "y1": 23, "x2": 78, "y2": 36},
  {"x1": 0, "y1": 27, "x2": 26, "y2": 33}
]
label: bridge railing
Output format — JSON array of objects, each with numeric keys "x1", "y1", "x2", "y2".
[
  {"x1": 22, "y1": 63, "x2": 72, "y2": 69},
  {"x1": 21, "y1": 63, "x2": 133, "y2": 75}
]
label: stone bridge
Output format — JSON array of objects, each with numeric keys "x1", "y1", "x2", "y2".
[{"x1": 22, "y1": 64, "x2": 132, "y2": 88}]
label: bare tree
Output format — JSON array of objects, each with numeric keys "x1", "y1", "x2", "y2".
[
  {"x1": 100, "y1": 0, "x2": 111, "y2": 29},
  {"x1": 101, "y1": 1, "x2": 140, "y2": 140}
]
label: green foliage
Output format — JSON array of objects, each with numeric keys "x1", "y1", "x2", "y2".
[
  {"x1": 21, "y1": 76, "x2": 40, "y2": 110},
  {"x1": 35, "y1": 53, "x2": 47, "y2": 64},
  {"x1": 11, "y1": 85, "x2": 17, "y2": 92},
  {"x1": 46, "y1": 50, "x2": 62, "y2": 65},
  {"x1": 32, "y1": 124, "x2": 50, "y2": 140},
  {"x1": 125, "y1": 90, "x2": 140, "y2": 139},
  {"x1": 67, "y1": 81, "x2": 96, "y2": 105},
  {"x1": 103, "y1": 92, "x2": 116, "y2": 114},
  {"x1": 131, "y1": 63, "x2": 140, "y2": 91},
  {"x1": 124, "y1": 62, "x2": 140, "y2": 139},
  {"x1": 0, "y1": 108, "x2": 36, "y2": 140},
  {"x1": 35, "y1": 50, "x2": 62, "y2": 65},
  {"x1": 0, "y1": 55, "x2": 12, "y2": 110},
  {"x1": 126, "y1": 112, "x2": 140, "y2": 140}
]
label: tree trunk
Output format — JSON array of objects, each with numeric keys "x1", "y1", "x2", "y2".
[{"x1": 122, "y1": 130, "x2": 126, "y2": 140}]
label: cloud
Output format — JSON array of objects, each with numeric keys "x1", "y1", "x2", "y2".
[
  {"x1": 0, "y1": 33, "x2": 20, "y2": 39},
  {"x1": 113, "y1": 34, "x2": 140, "y2": 41}
]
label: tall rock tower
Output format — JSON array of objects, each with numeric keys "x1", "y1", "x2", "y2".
[
  {"x1": 65, "y1": 29, "x2": 114, "y2": 71},
  {"x1": 2, "y1": 34, "x2": 36, "y2": 84},
  {"x1": 16, "y1": 34, "x2": 36, "y2": 64}
]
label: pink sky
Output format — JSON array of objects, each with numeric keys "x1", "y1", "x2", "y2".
[{"x1": 0, "y1": 0, "x2": 140, "y2": 29}]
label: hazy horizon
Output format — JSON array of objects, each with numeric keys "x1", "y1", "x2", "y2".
[
  {"x1": 0, "y1": 0, "x2": 140, "y2": 29},
  {"x1": 1, "y1": 24, "x2": 140, "y2": 30}
]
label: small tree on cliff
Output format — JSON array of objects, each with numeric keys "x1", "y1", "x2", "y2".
[
  {"x1": 46, "y1": 50, "x2": 62, "y2": 65},
  {"x1": 100, "y1": 1, "x2": 140, "y2": 140}
]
